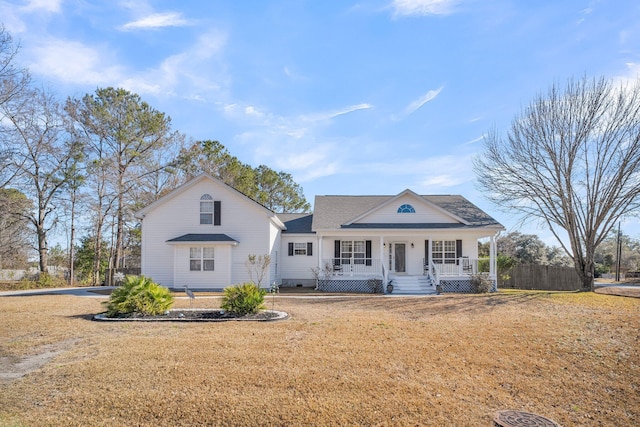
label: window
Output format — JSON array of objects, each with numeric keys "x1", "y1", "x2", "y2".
[
  {"x1": 432, "y1": 240, "x2": 457, "y2": 264},
  {"x1": 200, "y1": 194, "x2": 213, "y2": 224},
  {"x1": 190, "y1": 247, "x2": 214, "y2": 271},
  {"x1": 341, "y1": 240, "x2": 367, "y2": 264},
  {"x1": 397, "y1": 204, "x2": 415, "y2": 213},
  {"x1": 294, "y1": 243, "x2": 307, "y2": 255},
  {"x1": 288, "y1": 242, "x2": 312, "y2": 256}
]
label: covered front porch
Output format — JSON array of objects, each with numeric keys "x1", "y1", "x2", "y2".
[{"x1": 315, "y1": 233, "x2": 498, "y2": 294}]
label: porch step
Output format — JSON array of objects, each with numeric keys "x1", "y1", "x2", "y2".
[{"x1": 389, "y1": 275, "x2": 436, "y2": 295}]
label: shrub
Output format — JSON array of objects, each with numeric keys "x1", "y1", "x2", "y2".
[
  {"x1": 221, "y1": 282, "x2": 266, "y2": 316},
  {"x1": 470, "y1": 273, "x2": 494, "y2": 293},
  {"x1": 104, "y1": 275, "x2": 174, "y2": 317}
]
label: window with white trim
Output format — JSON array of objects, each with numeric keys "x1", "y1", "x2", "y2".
[
  {"x1": 200, "y1": 194, "x2": 213, "y2": 224},
  {"x1": 341, "y1": 240, "x2": 366, "y2": 264},
  {"x1": 432, "y1": 240, "x2": 456, "y2": 264},
  {"x1": 190, "y1": 247, "x2": 215, "y2": 271},
  {"x1": 294, "y1": 242, "x2": 307, "y2": 255}
]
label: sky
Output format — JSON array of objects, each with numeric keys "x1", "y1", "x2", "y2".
[{"x1": 1, "y1": 0, "x2": 640, "y2": 246}]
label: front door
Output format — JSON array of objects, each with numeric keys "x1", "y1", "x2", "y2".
[{"x1": 392, "y1": 243, "x2": 406, "y2": 273}]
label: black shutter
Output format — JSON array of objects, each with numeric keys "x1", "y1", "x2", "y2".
[
  {"x1": 334, "y1": 240, "x2": 340, "y2": 265},
  {"x1": 425, "y1": 240, "x2": 429, "y2": 266},
  {"x1": 307, "y1": 242, "x2": 313, "y2": 256},
  {"x1": 214, "y1": 201, "x2": 221, "y2": 225},
  {"x1": 288, "y1": 242, "x2": 294, "y2": 256},
  {"x1": 456, "y1": 239, "x2": 462, "y2": 262},
  {"x1": 365, "y1": 240, "x2": 372, "y2": 266}
]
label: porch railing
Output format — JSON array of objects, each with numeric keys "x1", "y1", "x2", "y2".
[
  {"x1": 322, "y1": 258, "x2": 382, "y2": 277},
  {"x1": 423, "y1": 258, "x2": 490, "y2": 276}
]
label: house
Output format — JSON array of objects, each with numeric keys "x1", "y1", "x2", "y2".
[{"x1": 135, "y1": 173, "x2": 504, "y2": 294}]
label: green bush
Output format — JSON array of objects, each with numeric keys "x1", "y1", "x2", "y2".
[
  {"x1": 221, "y1": 282, "x2": 266, "y2": 316},
  {"x1": 470, "y1": 273, "x2": 494, "y2": 293},
  {"x1": 103, "y1": 275, "x2": 174, "y2": 317}
]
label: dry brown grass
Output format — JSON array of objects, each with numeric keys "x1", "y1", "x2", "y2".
[{"x1": 0, "y1": 291, "x2": 638, "y2": 426}]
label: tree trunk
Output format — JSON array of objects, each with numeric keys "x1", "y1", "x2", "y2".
[
  {"x1": 93, "y1": 230, "x2": 102, "y2": 286},
  {"x1": 68, "y1": 188, "x2": 76, "y2": 286},
  {"x1": 37, "y1": 204, "x2": 48, "y2": 273},
  {"x1": 37, "y1": 228, "x2": 48, "y2": 273},
  {"x1": 114, "y1": 191, "x2": 124, "y2": 270}
]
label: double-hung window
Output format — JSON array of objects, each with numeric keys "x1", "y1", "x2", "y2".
[
  {"x1": 200, "y1": 194, "x2": 213, "y2": 224},
  {"x1": 341, "y1": 240, "x2": 367, "y2": 264},
  {"x1": 190, "y1": 247, "x2": 214, "y2": 271},
  {"x1": 432, "y1": 240, "x2": 457, "y2": 264},
  {"x1": 294, "y1": 243, "x2": 307, "y2": 255}
]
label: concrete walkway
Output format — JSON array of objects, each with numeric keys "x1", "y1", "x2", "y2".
[{"x1": 0, "y1": 286, "x2": 117, "y2": 298}]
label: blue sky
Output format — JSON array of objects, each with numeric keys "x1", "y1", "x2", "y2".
[{"x1": 2, "y1": 0, "x2": 640, "y2": 244}]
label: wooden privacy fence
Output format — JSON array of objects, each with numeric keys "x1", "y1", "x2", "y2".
[{"x1": 503, "y1": 264, "x2": 582, "y2": 291}]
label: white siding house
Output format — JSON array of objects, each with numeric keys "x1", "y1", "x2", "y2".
[
  {"x1": 136, "y1": 175, "x2": 504, "y2": 294},
  {"x1": 135, "y1": 174, "x2": 285, "y2": 289}
]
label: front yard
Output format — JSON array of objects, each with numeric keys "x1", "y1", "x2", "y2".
[{"x1": 0, "y1": 291, "x2": 638, "y2": 426}]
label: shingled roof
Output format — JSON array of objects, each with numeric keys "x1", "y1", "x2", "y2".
[
  {"x1": 277, "y1": 213, "x2": 314, "y2": 233},
  {"x1": 311, "y1": 194, "x2": 502, "y2": 231}
]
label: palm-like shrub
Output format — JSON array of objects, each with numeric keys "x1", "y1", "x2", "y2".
[
  {"x1": 104, "y1": 275, "x2": 174, "y2": 317},
  {"x1": 221, "y1": 282, "x2": 266, "y2": 316}
]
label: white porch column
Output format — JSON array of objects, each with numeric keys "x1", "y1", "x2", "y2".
[
  {"x1": 490, "y1": 234, "x2": 497, "y2": 278},
  {"x1": 379, "y1": 236, "x2": 386, "y2": 285},
  {"x1": 227, "y1": 245, "x2": 233, "y2": 287},
  {"x1": 317, "y1": 234, "x2": 323, "y2": 271}
]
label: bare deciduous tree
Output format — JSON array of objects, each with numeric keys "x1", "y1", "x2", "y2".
[
  {"x1": 1, "y1": 86, "x2": 81, "y2": 272},
  {"x1": 474, "y1": 76, "x2": 640, "y2": 291},
  {"x1": 66, "y1": 87, "x2": 180, "y2": 278},
  {"x1": 0, "y1": 26, "x2": 30, "y2": 188}
]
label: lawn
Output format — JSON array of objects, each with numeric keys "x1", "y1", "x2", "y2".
[{"x1": 0, "y1": 291, "x2": 638, "y2": 426}]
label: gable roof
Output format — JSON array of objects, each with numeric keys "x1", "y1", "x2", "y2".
[
  {"x1": 312, "y1": 193, "x2": 503, "y2": 231},
  {"x1": 134, "y1": 173, "x2": 286, "y2": 230},
  {"x1": 344, "y1": 189, "x2": 469, "y2": 226}
]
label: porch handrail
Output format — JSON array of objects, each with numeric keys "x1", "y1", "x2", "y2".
[
  {"x1": 323, "y1": 258, "x2": 382, "y2": 277},
  {"x1": 432, "y1": 258, "x2": 484, "y2": 276},
  {"x1": 429, "y1": 260, "x2": 440, "y2": 285}
]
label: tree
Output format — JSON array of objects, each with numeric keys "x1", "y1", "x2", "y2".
[
  {"x1": 66, "y1": 87, "x2": 180, "y2": 276},
  {"x1": 254, "y1": 165, "x2": 310, "y2": 212},
  {"x1": 0, "y1": 188, "x2": 32, "y2": 268},
  {"x1": 0, "y1": 26, "x2": 30, "y2": 188},
  {"x1": 474, "y1": 76, "x2": 640, "y2": 291},
  {"x1": 175, "y1": 140, "x2": 311, "y2": 212},
  {"x1": 595, "y1": 231, "x2": 640, "y2": 275},
  {"x1": 177, "y1": 140, "x2": 256, "y2": 196},
  {"x1": 496, "y1": 231, "x2": 547, "y2": 264},
  {"x1": 74, "y1": 235, "x2": 110, "y2": 285},
  {"x1": 1, "y1": 86, "x2": 81, "y2": 272}
]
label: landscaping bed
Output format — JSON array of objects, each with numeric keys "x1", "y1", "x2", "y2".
[{"x1": 93, "y1": 308, "x2": 288, "y2": 321}]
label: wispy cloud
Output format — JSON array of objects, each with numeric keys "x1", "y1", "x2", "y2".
[
  {"x1": 120, "y1": 12, "x2": 193, "y2": 31},
  {"x1": 223, "y1": 102, "x2": 373, "y2": 181},
  {"x1": 22, "y1": 0, "x2": 62, "y2": 13},
  {"x1": 391, "y1": 0, "x2": 462, "y2": 17},
  {"x1": 302, "y1": 103, "x2": 372, "y2": 122},
  {"x1": 120, "y1": 30, "x2": 228, "y2": 96},
  {"x1": 26, "y1": 30, "x2": 228, "y2": 99},
  {"x1": 405, "y1": 87, "x2": 442, "y2": 115},
  {"x1": 28, "y1": 38, "x2": 124, "y2": 85}
]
